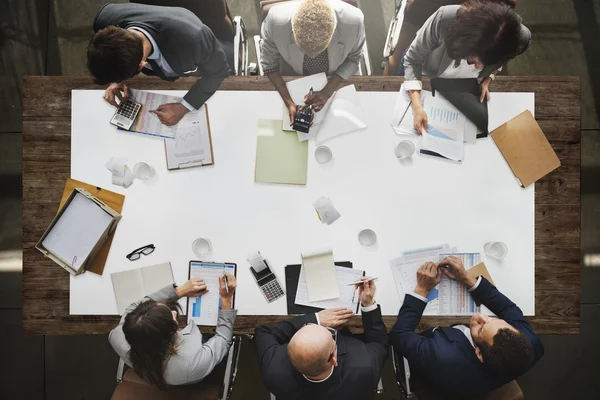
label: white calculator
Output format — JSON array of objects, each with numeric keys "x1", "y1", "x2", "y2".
[{"x1": 248, "y1": 252, "x2": 285, "y2": 303}]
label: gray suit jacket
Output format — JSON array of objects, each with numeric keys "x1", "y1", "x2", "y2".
[
  {"x1": 260, "y1": 0, "x2": 365, "y2": 79},
  {"x1": 109, "y1": 284, "x2": 237, "y2": 386},
  {"x1": 94, "y1": 3, "x2": 231, "y2": 109},
  {"x1": 404, "y1": 5, "x2": 531, "y2": 88}
]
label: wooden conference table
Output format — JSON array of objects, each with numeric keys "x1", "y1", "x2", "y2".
[{"x1": 22, "y1": 76, "x2": 580, "y2": 335}]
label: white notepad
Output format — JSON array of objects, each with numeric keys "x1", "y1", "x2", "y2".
[
  {"x1": 301, "y1": 249, "x2": 339, "y2": 302},
  {"x1": 41, "y1": 192, "x2": 114, "y2": 272},
  {"x1": 111, "y1": 262, "x2": 174, "y2": 315}
]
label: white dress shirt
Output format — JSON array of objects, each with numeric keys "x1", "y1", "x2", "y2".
[{"x1": 128, "y1": 26, "x2": 195, "y2": 111}]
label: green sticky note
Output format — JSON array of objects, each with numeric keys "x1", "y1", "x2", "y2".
[{"x1": 255, "y1": 119, "x2": 308, "y2": 185}]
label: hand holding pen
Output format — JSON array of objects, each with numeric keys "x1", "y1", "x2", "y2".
[{"x1": 352, "y1": 276, "x2": 377, "y2": 307}]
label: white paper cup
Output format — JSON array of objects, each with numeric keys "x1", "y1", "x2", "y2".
[
  {"x1": 192, "y1": 238, "x2": 212, "y2": 257},
  {"x1": 315, "y1": 146, "x2": 333, "y2": 164},
  {"x1": 358, "y1": 229, "x2": 377, "y2": 247},
  {"x1": 133, "y1": 162, "x2": 155, "y2": 180},
  {"x1": 394, "y1": 140, "x2": 416, "y2": 159}
]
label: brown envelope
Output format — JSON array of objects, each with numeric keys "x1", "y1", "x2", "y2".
[
  {"x1": 468, "y1": 262, "x2": 495, "y2": 286},
  {"x1": 491, "y1": 110, "x2": 560, "y2": 188},
  {"x1": 57, "y1": 178, "x2": 125, "y2": 275}
]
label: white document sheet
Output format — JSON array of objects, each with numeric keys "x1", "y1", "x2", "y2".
[
  {"x1": 390, "y1": 84, "x2": 432, "y2": 135},
  {"x1": 128, "y1": 89, "x2": 206, "y2": 140},
  {"x1": 111, "y1": 262, "x2": 174, "y2": 315},
  {"x1": 281, "y1": 73, "x2": 330, "y2": 141},
  {"x1": 487, "y1": 92, "x2": 535, "y2": 131},
  {"x1": 301, "y1": 248, "x2": 339, "y2": 302},
  {"x1": 164, "y1": 105, "x2": 212, "y2": 169},
  {"x1": 313, "y1": 196, "x2": 341, "y2": 225},
  {"x1": 42, "y1": 192, "x2": 114, "y2": 272},
  {"x1": 420, "y1": 93, "x2": 466, "y2": 161},
  {"x1": 317, "y1": 84, "x2": 367, "y2": 143},
  {"x1": 187, "y1": 262, "x2": 236, "y2": 326},
  {"x1": 295, "y1": 266, "x2": 364, "y2": 311},
  {"x1": 390, "y1": 245, "x2": 451, "y2": 315}
]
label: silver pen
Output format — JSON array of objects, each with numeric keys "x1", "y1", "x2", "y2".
[{"x1": 223, "y1": 271, "x2": 229, "y2": 294}]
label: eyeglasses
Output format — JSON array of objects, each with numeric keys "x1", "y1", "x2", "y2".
[
  {"x1": 126, "y1": 244, "x2": 155, "y2": 261},
  {"x1": 304, "y1": 323, "x2": 337, "y2": 361}
]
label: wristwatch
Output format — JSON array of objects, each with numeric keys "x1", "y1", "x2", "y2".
[{"x1": 489, "y1": 73, "x2": 496, "y2": 81}]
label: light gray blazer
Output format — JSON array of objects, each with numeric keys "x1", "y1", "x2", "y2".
[
  {"x1": 260, "y1": 0, "x2": 365, "y2": 79},
  {"x1": 404, "y1": 5, "x2": 531, "y2": 89},
  {"x1": 109, "y1": 284, "x2": 237, "y2": 386}
]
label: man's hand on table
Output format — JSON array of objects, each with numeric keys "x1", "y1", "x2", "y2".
[
  {"x1": 414, "y1": 262, "x2": 441, "y2": 298},
  {"x1": 103, "y1": 82, "x2": 129, "y2": 108},
  {"x1": 152, "y1": 103, "x2": 189, "y2": 126},
  {"x1": 439, "y1": 256, "x2": 477, "y2": 289},
  {"x1": 317, "y1": 308, "x2": 354, "y2": 329}
]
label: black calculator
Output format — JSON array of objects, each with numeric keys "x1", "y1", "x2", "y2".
[{"x1": 249, "y1": 256, "x2": 285, "y2": 303}]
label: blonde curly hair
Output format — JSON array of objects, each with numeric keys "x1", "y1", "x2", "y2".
[{"x1": 292, "y1": 0, "x2": 337, "y2": 57}]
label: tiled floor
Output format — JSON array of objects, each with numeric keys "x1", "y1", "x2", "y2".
[{"x1": 1, "y1": 1, "x2": 599, "y2": 399}]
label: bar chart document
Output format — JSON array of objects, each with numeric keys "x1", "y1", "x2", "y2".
[
  {"x1": 438, "y1": 253, "x2": 481, "y2": 315},
  {"x1": 128, "y1": 89, "x2": 198, "y2": 139},
  {"x1": 187, "y1": 262, "x2": 236, "y2": 326},
  {"x1": 164, "y1": 105, "x2": 213, "y2": 169},
  {"x1": 390, "y1": 245, "x2": 451, "y2": 315},
  {"x1": 421, "y1": 93, "x2": 467, "y2": 161}
]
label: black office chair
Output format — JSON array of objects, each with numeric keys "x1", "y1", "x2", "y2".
[{"x1": 111, "y1": 336, "x2": 242, "y2": 400}]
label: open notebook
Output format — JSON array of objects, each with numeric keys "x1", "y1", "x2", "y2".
[
  {"x1": 282, "y1": 74, "x2": 367, "y2": 142},
  {"x1": 111, "y1": 262, "x2": 174, "y2": 315}
]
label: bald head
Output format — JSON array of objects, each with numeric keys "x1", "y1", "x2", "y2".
[{"x1": 288, "y1": 324, "x2": 335, "y2": 377}]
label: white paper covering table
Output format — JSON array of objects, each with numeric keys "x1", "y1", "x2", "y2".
[{"x1": 69, "y1": 89, "x2": 535, "y2": 317}]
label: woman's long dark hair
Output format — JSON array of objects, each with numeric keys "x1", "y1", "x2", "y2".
[
  {"x1": 123, "y1": 299, "x2": 181, "y2": 389},
  {"x1": 447, "y1": 0, "x2": 524, "y2": 68}
]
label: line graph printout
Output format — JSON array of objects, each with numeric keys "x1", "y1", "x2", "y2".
[
  {"x1": 187, "y1": 262, "x2": 235, "y2": 326},
  {"x1": 164, "y1": 105, "x2": 213, "y2": 169}
]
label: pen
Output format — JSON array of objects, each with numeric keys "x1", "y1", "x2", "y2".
[
  {"x1": 223, "y1": 271, "x2": 229, "y2": 294},
  {"x1": 347, "y1": 277, "x2": 378, "y2": 286}
]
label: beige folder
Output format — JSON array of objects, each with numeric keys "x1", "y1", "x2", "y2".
[{"x1": 491, "y1": 110, "x2": 560, "y2": 188}]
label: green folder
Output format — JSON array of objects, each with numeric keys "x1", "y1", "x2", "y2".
[{"x1": 255, "y1": 119, "x2": 308, "y2": 185}]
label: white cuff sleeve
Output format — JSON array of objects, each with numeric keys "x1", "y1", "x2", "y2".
[
  {"x1": 361, "y1": 302, "x2": 378, "y2": 313},
  {"x1": 408, "y1": 292, "x2": 428, "y2": 303},
  {"x1": 403, "y1": 80, "x2": 422, "y2": 91},
  {"x1": 180, "y1": 99, "x2": 196, "y2": 111},
  {"x1": 467, "y1": 276, "x2": 483, "y2": 292},
  {"x1": 315, "y1": 313, "x2": 320, "y2": 326}
]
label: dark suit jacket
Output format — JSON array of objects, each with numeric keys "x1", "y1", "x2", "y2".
[
  {"x1": 254, "y1": 307, "x2": 389, "y2": 400},
  {"x1": 390, "y1": 278, "x2": 544, "y2": 398},
  {"x1": 93, "y1": 3, "x2": 230, "y2": 109}
]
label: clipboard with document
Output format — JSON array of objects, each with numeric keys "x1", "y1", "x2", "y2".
[
  {"x1": 186, "y1": 261, "x2": 236, "y2": 326},
  {"x1": 164, "y1": 105, "x2": 215, "y2": 170}
]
